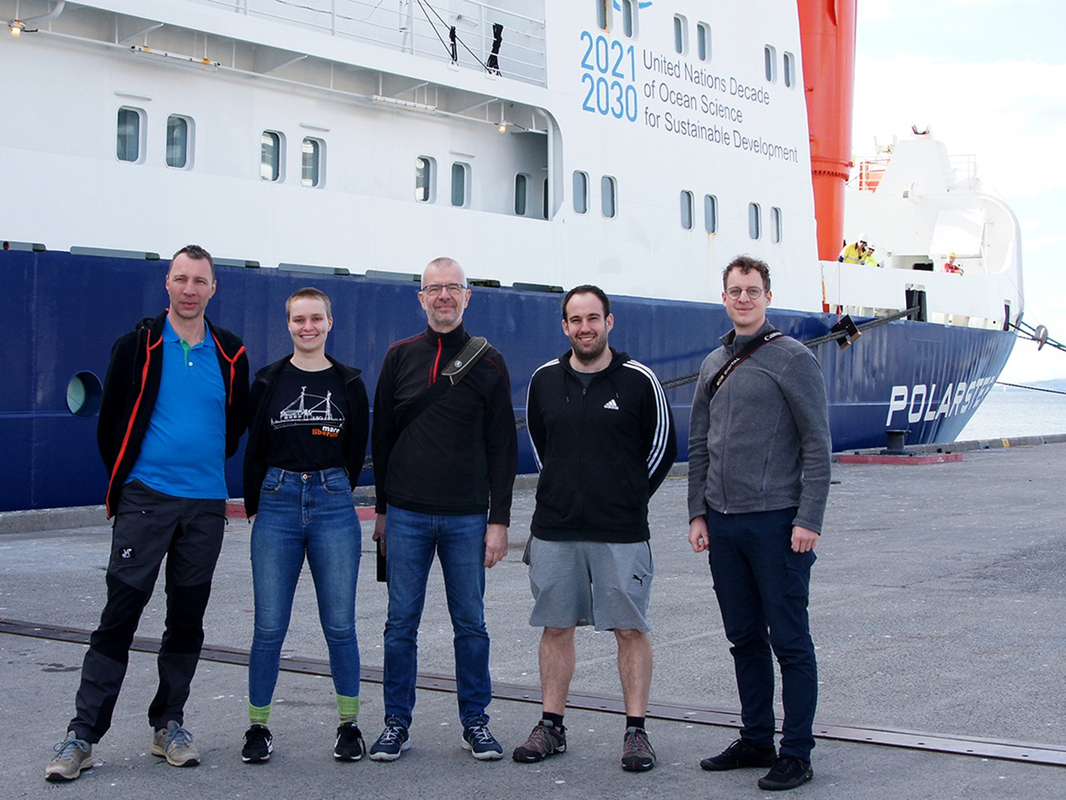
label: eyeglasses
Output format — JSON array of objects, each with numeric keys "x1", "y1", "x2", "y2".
[
  {"x1": 421, "y1": 283, "x2": 467, "y2": 296},
  {"x1": 725, "y1": 286, "x2": 765, "y2": 300}
]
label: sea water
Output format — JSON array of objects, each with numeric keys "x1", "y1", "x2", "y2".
[{"x1": 961, "y1": 386, "x2": 1066, "y2": 440}]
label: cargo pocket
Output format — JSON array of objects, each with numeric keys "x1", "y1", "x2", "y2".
[{"x1": 784, "y1": 549, "x2": 816, "y2": 600}]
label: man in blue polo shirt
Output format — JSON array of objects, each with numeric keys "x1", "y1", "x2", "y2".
[{"x1": 45, "y1": 245, "x2": 250, "y2": 782}]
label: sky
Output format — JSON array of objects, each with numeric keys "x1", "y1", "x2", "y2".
[{"x1": 852, "y1": 0, "x2": 1066, "y2": 383}]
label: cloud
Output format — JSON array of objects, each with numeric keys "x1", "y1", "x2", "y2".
[
  {"x1": 853, "y1": 55, "x2": 1066, "y2": 198},
  {"x1": 861, "y1": 0, "x2": 895, "y2": 20}
]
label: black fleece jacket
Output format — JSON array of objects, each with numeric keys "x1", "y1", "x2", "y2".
[
  {"x1": 526, "y1": 349, "x2": 677, "y2": 543},
  {"x1": 372, "y1": 324, "x2": 517, "y2": 524}
]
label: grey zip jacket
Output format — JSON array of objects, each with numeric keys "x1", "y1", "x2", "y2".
[{"x1": 687, "y1": 321, "x2": 831, "y2": 533}]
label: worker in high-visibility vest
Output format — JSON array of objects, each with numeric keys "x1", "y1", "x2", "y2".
[{"x1": 838, "y1": 234, "x2": 867, "y2": 264}]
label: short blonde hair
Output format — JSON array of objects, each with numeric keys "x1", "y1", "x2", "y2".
[{"x1": 285, "y1": 287, "x2": 332, "y2": 320}]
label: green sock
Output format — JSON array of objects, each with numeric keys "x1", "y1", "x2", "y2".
[
  {"x1": 249, "y1": 702, "x2": 271, "y2": 727},
  {"x1": 337, "y1": 694, "x2": 361, "y2": 725}
]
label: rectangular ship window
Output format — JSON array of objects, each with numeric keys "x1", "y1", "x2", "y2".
[
  {"x1": 514, "y1": 173, "x2": 529, "y2": 216},
  {"x1": 117, "y1": 107, "x2": 143, "y2": 163},
  {"x1": 621, "y1": 0, "x2": 635, "y2": 37},
  {"x1": 451, "y1": 162, "x2": 469, "y2": 207},
  {"x1": 601, "y1": 175, "x2": 617, "y2": 219},
  {"x1": 764, "y1": 45, "x2": 777, "y2": 82},
  {"x1": 261, "y1": 131, "x2": 283, "y2": 181},
  {"x1": 573, "y1": 171, "x2": 589, "y2": 214},
  {"x1": 166, "y1": 115, "x2": 191, "y2": 169},
  {"x1": 416, "y1": 156, "x2": 435, "y2": 202},
  {"x1": 302, "y1": 138, "x2": 324, "y2": 187},
  {"x1": 597, "y1": 0, "x2": 610, "y2": 32},
  {"x1": 697, "y1": 23, "x2": 711, "y2": 61},
  {"x1": 704, "y1": 194, "x2": 718, "y2": 233},
  {"x1": 674, "y1": 15, "x2": 688, "y2": 55},
  {"x1": 749, "y1": 202, "x2": 762, "y2": 239},
  {"x1": 680, "y1": 190, "x2": 694, "y2": 230}
]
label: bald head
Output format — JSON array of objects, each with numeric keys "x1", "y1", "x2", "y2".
[{"x1": 419, "y1": 257, "x2": 471, "y2": 333}]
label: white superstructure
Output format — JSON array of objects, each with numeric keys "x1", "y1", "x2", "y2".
[{"x1": 1, "y1": 0, "x2": 1021, "y2": 328}]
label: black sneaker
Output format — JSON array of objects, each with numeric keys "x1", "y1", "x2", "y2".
[
  {"x1": 512, "y1": 720, "x2": 567, "y2": 763},
  {"x1": 700, "y1": 737, "x2": 776, "y2": 771},
  {"x1": 242, "y1": 725, "x2": 273, "y2": 764},
  {"x1": 368, "y1": 718, "x2": 410, "y2": 762},
  {"x1": 334, "y1": 723, "x2": 366, "y2": 761},
  {"x1": 621, "y1": 726, "x2": 656, "y2": 772},
  {"x1": 758, "y1": 755, "x2": 813, "y2": 791},
  {"x1": 461, "y1": 720, "x2": 503, "y2": 760}
]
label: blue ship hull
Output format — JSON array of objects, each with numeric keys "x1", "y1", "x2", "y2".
[{"x1": 2, "y1": 250, "x2": 1016, "y2": 511}]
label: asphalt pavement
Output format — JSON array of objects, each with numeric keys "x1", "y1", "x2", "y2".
[{"x1": 2, "y1": 444, "x2": 1065, "y2": 798}]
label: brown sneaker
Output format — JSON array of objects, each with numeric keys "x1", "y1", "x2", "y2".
[
  {"x1": 151, "y1": 721, "x2": 200, "y2": 767},
  {"x1": 621, "y1": 726, "x2": 656, "y2": 772},
  {"x1": 512, "y1": 720, "x2": 567, "y2": 763},
  {"x1": 44, "y1": 732, "x2": 94, "y2": 782}
]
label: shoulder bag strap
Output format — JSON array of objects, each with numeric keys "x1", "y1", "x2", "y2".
[
  {"x1": 709, "y1": 329, "x2": 782, "y2": 399},
  {"x1": 395, "y1": 336, "x2": 491, "y2": 434}
]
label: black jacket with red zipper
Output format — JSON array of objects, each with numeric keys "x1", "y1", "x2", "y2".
[
  {"x1": 372, "y1": 323, "x2": 517, "y2": 525},
  {"x1": 97, "y1": 310, "x2": 250, "y2": 518}
]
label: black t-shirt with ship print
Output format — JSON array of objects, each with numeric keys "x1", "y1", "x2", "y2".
[{"x1": 266, "y1": 362, "x2": 349, "y2": 472}]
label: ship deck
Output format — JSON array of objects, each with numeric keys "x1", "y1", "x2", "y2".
[{"x1": 2, "y1": 441, "x2": 1065, "y2": 797}]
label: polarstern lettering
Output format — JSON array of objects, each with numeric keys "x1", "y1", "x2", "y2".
[{"x1": 885, "y1": 377, "x2": 998, "y2": 426}]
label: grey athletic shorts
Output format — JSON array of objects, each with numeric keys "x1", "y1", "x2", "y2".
[{"x1": 527, "y1": 538, "x2": 653, "y2": 632}]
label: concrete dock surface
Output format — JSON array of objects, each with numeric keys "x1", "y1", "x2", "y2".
[{"x1": 2, "y1": 442, "x2": 1065, "y2": 798}]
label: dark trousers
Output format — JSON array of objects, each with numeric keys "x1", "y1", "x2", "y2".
[
  {"x1": 706, "y1": 507, "x2": 818, "y2": 760},
  {"x1": 69, "y1": 481, "x2": 225, "y2": 743}
]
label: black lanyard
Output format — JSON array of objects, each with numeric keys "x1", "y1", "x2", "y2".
[{"x1": 709, "y1": 329, "x2": 782, "y2": 399}]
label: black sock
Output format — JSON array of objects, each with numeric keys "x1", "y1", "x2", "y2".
[
  {"x1": 626, "y1": 716, "x2": 645, "y2": 730},
  {"x1": 542, "y1": 712, "x2": 564, "y2": 729}
]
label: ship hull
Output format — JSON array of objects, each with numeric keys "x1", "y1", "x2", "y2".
[{"x1": 2, "y1": 249, "x2": 1014, "y2": 511}]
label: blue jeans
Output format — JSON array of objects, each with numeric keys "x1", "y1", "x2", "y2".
[
  {"x1": 706, "y1": 507, "x2": 818, "y2": 761},
  {"x1": 382, "y1": 505, "x2": 491, "y2": 728},
  {"x1": 248, "y1": 468, "x2": 361, "y2": 708}
]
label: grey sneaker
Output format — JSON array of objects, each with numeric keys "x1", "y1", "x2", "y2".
[
  {"x1": 45, "y1": 732, "x2": 93, "y2": 782},
  {"x1": 621, "y1": 726, "x2": 656, "y2": 772},
  {"x1": 151, "y1": 721, "x2": 200, "y2": 767}
]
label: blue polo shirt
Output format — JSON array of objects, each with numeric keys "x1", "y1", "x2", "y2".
[{"x1": 127, "y1": 317, "x2": 229, "y2": 499}]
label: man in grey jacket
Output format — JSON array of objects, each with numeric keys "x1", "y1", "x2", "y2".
[{"x1": 687, "y1": 255, "x2": 831, "y2": 792}]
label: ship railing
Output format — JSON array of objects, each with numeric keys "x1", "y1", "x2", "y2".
[
  {"x1": 949, "y1": 153, "x2": 978, "y2": 190},
  {"x1": 854, "y1": 158, "x2": 888, "y2": 192},
  {"x1": 203, "y1": 0, "x2": 547, "y2": 86}
]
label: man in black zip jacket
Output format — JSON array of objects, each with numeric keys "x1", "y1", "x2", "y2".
[
  {"x1": 369, "y1": 257, "x2": 517, "y2": 762},
  {"x1": 512, "y1": 285, "x2": 676, "y2": 772},
  {"x1": 45, "y1": 245, "x2": 249, "y2": 782}
]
